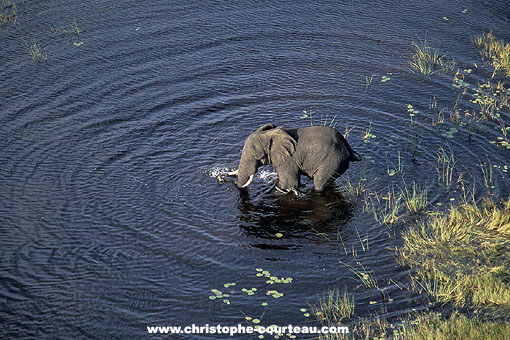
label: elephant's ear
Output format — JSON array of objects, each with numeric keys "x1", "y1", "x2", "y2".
[
  {"x1": 256, "y1": 123, "x2": 276, "y2": 132},
  {"x1": 263, "y1": 128, "x2": 296, "y2": 167}
]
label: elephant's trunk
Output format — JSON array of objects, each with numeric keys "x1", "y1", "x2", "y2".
[{"x1": 236, "y1": 152, "x2": 258, "y2": 188}]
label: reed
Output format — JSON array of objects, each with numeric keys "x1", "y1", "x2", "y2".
[
  {"x1": 436, "y1": 147, "x2": 456, "y2": 187},
  {"x1": 409, "y1": 40, "x2": 456, "y2": 75},
  {"x1": 479, "y1": 159, "x2": 494, "y2": 190},
  {"x1": 313, "y1": 289, "x2": 354, "y2": 325},
  {"x1": 372, "y1": 185, "x2": 402, "y2": 226},
  {"x1": 399, "y1": 181, "x2": 428, "y2": 215},
  {"x1": 473, "y1": 32, "x2": 510, "y2": 78},
  {"x1": 0, "y1": 0, "x2": 16, "y2": 25},
  {"x1": 23, "y1": 39, "x2": 47, "y2": 63}
]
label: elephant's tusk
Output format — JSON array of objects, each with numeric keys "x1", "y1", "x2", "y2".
[
  {"x1": 241, "y1": 174, "x2": 254, "y2": 188},
  {"x1": 227, "y1": 169, "x2": 239, "y2": 176}
]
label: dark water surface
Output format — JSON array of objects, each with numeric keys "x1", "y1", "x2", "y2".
[{"x1": 1, "y1": 1, "x2": 510, "y2": 339}]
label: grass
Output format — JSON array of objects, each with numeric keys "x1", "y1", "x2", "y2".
[
  {"x1": 386, "y1": 151, "x2": 402, "y2": 177},
  {"x1": 436, "y1": 147, "x2": 456, "y2": 187},
  {"x1": 0, "y1": 0, "x2": 16, "y2": 26},
  {"x1": 316, "y1": 311, "x2": 510, "y2": 340},
  {"x1": 471, "y1": 81, "x2": 510, "y2": 121},
  {"x1": 51, "y1": 18, "x2": 83, "y2": 46},
  {"x1": 23, "y1": 39, "x2": 47, "y2": 63},
  {"x1": 398, "y1": 198, "x2": 510, "y2": 308},
  {"x1": 399, "y1": 181, "x2": 428, "y2": 215},
  {"x1": 313, "y1": 289, "x2": 354, "y2": 326},
  {"x1": 362, "y1": 122, "x2": 376, "y2": 143},
  {"x1": 339, "y1": 261, "x2": 380, "y2": 290},
  {"x1": 479, "y1": 159, "x2": 495, "y2": 190},
  {"x1": 372, "y1": 185, "x2": 402, "y2": 226},
  {"x1": 409, "y1": 39, "x2": 456, "y2": 75},
  {"x1": 396, "y1": 312, "x2": 510, "y2": 340},
  {"x1": 473, "y1": 32, "x2": 510, "y2": 78}
]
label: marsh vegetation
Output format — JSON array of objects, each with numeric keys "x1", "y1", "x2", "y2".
[
  {"x1": 0, "y1": 0, "x2": 16, "y2": 26},
  {"x1": 308, "y1": 32, "x2": 510, "y2": 340}
]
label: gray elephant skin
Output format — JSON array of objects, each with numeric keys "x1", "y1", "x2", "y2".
[{"x1": 228, "y1": 123, "x2": 362, "y2": 192}]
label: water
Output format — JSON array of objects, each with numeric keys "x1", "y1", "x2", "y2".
[{"x1": 1, "y1": 1, "x2": 509, "y2": 339}]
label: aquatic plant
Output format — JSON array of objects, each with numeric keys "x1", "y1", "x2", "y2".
[
  {"x1": 51, "y1": 18, "x2": 84, "y2": 46},
  {"x1": 343, "y1": 121, "x2": 354, "y2": 138},
  {"x1": 386, "y1": 151, "x2": 402, "y2": 177},
  {"x1": 209, "y1": 288, "x2": 231, "y2": 304},
  {"x1": 436, "y1": 147, "x2": 456, "y2": 187},
  {"x1": 0, "y1": 0, "x2": 16, "y2": 26},
  {"x1": 23, "y1": 39, "x2": 47, "y2": 63},
  {"x1": 398, "y1": 181, "x2": 428, "y2": 215},
  {"x1": 300, "y1": 108, "x2": 314, "y2": 126},
  {"x1": 255, "y1": 268, "x2": 292, "y2": 284},
  {"x1": 409, "y1": 39, "x2": 456, "y2": 75},
  {"x1": 479, "y1": 159, "x2": 494, "y2": 190},
  {"x1": 339, "y1": 261, "x2": 379, "y2": 290},
  {"x1": 372, "y1": 185, "x2": 403, "y2": 226},
  {"x1": 313, "y1": 289, "x2": 354, "y2": 325},
  {"x1": 362, "y1": 122, "x2": 376, "y2": 143},
  {"x1": 365, "y1": 74, "x2": 374, "y2": 91},
  {"x1": 406, "y1": 104, "x2": 419, "y2": 125},
  {"x1": 473, "y1": 32, "x2": 510, "y2": 78}
]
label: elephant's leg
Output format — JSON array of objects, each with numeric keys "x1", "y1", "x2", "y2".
[
  {"x1": 313, "y1": 161, "x2": 348, "y2": 192},
  {"x1": 275, "y1": 164, "x2": 300, "y2": 192}
]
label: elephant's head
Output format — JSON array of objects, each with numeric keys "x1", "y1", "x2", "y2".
[{"x1": 236, "y1": 124, "x2": 296, "y2": 188}]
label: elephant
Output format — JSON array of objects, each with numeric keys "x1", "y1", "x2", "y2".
[{"x1": 226, "y1": 123, "x2": 361, "y2": 193}]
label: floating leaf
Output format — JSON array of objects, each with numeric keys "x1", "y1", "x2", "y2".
[
  {"x1": 73, "y1": 41, "x2": 84, "y2": 47},
  {"x1": 275, "y1": 232, "x2": 283, "y2": 238}
]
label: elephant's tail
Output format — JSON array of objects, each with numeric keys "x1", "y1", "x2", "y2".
[{"x1": 350, "y1": 150, "x2": 362, "y2": 162}]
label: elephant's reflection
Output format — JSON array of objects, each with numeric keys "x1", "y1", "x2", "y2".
[{"x1": 237, "y1": 187, "x2": 355, "y2": 242}]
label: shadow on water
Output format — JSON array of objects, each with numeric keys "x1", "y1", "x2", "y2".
[{"x1": 236, "y1": 183, "x2": 355, "y2": 245}]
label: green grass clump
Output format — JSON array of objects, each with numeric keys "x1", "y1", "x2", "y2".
[
  {"x1": 398, "y1": 198, "x2": 510, "y2": 308},
  {"x1": 23, "y1": 40, "x2": 47, "y2": 63},
  {"x1": 0, "y1": 0, "x2": 16, "y2": 26},
  {"x1": 398, "y1": 312, "x2": 510, "y2": 340},
  {"x1": 474, "y1": 32, "x2": 510, "y2": 78},
  {"x1": 399, "y1": 182, "x2": 428, "y2": 215},
  {"x1": 313, "y1": 289, "x2": 354, "y2": 326},
  {"x1": 436, "y1": 147, "x2": 456, "y2": 187},
  {"x1": 409, "y1": 40, "x2": 456, "y2": 75}
]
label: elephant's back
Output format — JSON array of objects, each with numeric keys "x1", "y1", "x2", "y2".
[
  {"x1": 297, "y1": 126, "x2": 347, "y2": 146},
  {"x1": 293, "y1": 126, "x2": 351, "y2": 172}
]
